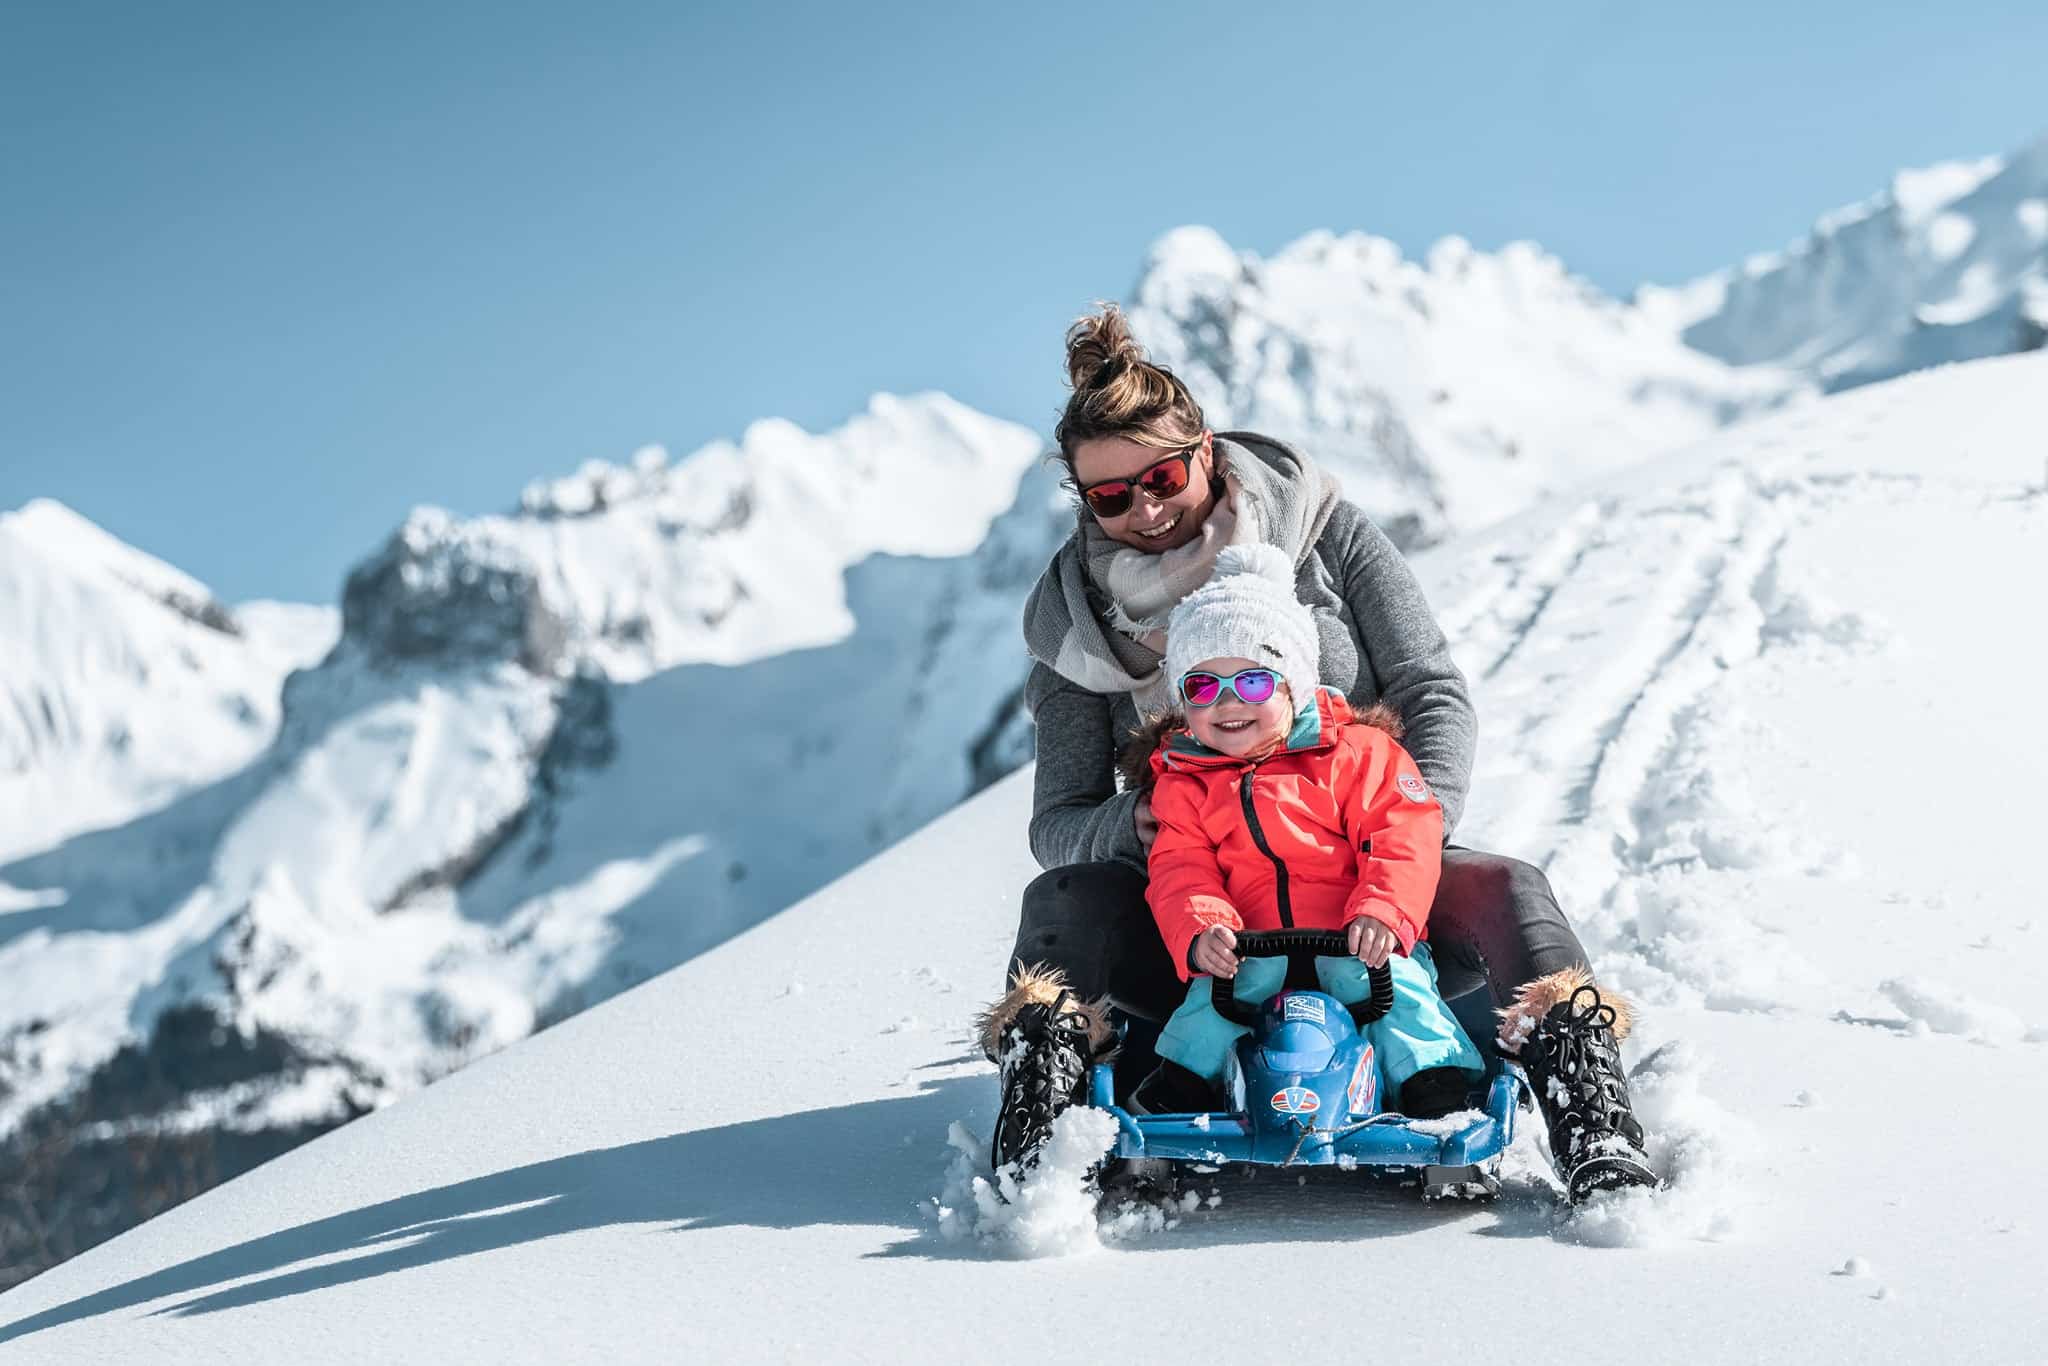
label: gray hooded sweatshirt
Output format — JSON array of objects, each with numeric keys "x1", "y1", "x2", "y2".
[{"x1": 1022, "y1": 433, "x2": 1476, "y2": 872}]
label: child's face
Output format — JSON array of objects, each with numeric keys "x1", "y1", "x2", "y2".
[{"x1": 1181, "y1": 655, "x2": 1293, "y2": 759}]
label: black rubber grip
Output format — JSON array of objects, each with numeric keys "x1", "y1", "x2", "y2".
[{"x1": 1207, "y1": 929, "x2": 1395, "y2": 1026}]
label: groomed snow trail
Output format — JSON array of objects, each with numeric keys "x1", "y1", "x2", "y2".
[{"x1": 2, "y1": 355, "x2": 2043, "y2": 1363}]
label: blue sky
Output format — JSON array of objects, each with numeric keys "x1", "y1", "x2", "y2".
[{"x1": 4, "y1": 1, "x2": 2045, "y2": 604}]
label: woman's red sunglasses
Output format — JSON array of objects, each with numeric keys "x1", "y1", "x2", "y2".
[{"x1": 1075, "y1": 446, "x2": 1199, "y2": 519}]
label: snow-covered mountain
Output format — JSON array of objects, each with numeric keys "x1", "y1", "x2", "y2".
[
  {"x1": 1126, "y1": 134, "x2": 2048, "y2": 551},
  {"x1": 4, "y1": 353, "x2": 2040, "y2": 1361},
  {"x1": 1649, "y1": 136, "x2": 2048, "y2": 389},
  {"x1": 0, "y1": 393, "x2": 1062, "y2": 1286},
  {"x1": 1128, "y1": 226, "x2": 1805, "y2": 545},
  {"x1": 0, "y1": 500, "x2": 338, "y2": 869},
  {"x1": 361, "y1": 395, "x2": 1043, "y2": 681},
  {"x1": 9, "y1": 133, "x2": 2047, "y2": 1293}
]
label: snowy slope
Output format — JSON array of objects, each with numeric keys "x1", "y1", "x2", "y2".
[
  {"x1": 1130, "y1": 226, "x2": 1804, "y2": 545},
  {"x1": 6, "y1": 353, "x2": 2041, "y2": 1362},
  {"x1": 0, "y1": 395, "x2": 1062, "y2": 1281},
  {"x1": 1652, "y1": 136, "x2": 2048, "y2": 389},
  {"x1": 0, "y1": 500, "x2": 339, "y2": 867}
]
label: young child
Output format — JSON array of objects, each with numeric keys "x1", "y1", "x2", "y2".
[{"x1": 1130, "y1": 544, "x2": 1485, "y2": 1118}]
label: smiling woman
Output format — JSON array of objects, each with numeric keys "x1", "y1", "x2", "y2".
[
  {"x1": 1056, "y1": 317, "x2": 1217, "y2": 552},
  {"x1": 980, "y1": 304, "x2": 1658, "y2": 1199}
]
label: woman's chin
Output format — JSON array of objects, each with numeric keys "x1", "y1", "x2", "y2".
[
  {"x1": 1119, "y1": 492, "x2": 1212, "y2": 552},
  {"x1": 1121, "y1": 523, "x2": 1189, "y2": 552},
  {"x1": 1161, "y1": 511, "x2": 1215, "y2": 552}
]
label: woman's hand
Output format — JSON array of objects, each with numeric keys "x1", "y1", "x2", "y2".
[
  {"x1": 1134, "y1": 792, "x2": 1158, "y2": 851},
  {"x1": 1346, "y1": 917, "x2": 1398, "y2": 968},
  {"x1": 1191, "y1": 924, "x2": 1239, "y2": 978}
]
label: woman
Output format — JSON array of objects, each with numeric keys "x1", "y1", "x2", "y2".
[{"x1": 979, "y1": 304, "x2": 1656, "y2": 1203}]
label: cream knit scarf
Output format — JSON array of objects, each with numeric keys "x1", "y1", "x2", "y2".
[{"x1": 1021, "y1": 434, "x2": 1343, "y2": 715}]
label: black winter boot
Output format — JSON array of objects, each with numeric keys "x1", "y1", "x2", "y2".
[
  {"x1": 985, "y1": 980, "x2": 1107, "y2": 1175},
  {"x1": 1398, "y1": 1066, "x2": 1476, "y2": 1119},
  {"x1": 1509, "y1": 978, "x2": 1659, "y2": 1203}
]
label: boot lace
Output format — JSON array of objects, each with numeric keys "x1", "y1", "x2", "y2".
[{"x1": 1535, "y1": 985, "x2": 1639, "y2": 1151}]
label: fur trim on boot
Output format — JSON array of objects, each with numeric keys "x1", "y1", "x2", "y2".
[
  {"x1": 1504, "y1": 972, "x2": 1657, "y2": 1201},
  {"x1": 975, "y1": 963, "x2": 1114, "y2": 1063},
  {"x1": 981, "y1": 965, "x2": 1115, "y2": 1174},
  {"x1": 1495, "y1": 965, "x2": 1634, "y2": 1051}
]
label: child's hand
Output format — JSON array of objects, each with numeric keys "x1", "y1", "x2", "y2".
[
  {"x1": 1192, "y1": 925, "x2": 1239, "y2": 978},
  {"x1": 1346, "y1": 917, "x2": 1398, "y2": 968}
]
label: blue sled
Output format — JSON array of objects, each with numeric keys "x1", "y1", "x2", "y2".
[{"x1": 1092, "y1": 930, "x2": 1529, "y2": 1198}]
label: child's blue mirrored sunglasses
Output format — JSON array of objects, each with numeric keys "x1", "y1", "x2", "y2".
[{"x1": 1179, "y1": 667, "x2": 1279, "y2": 707}]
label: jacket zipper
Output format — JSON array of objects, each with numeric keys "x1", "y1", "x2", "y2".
[{"x1": 1238, "y1": 762, "x2": 1293, "y2": 928}]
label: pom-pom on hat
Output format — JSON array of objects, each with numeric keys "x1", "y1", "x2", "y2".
[{"x1": 1163, "y1": 544, "x2": 1319, "y2": 712}]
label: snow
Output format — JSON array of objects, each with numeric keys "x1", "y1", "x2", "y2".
[
  {"x1": 1563, "y1": 1039, "x2": 1755, "y2": 1250},
  {"x1": 1923, "y1": 212, "x2": 1977, "y2": 263},
  {"x1": 1891, "y1": 157, "x2": 2004, "y2": 229},
  {"x1": 1401, "y1": 1108, "x2": 1485, "y2": 1137},
  {"x1": 931, "y1": 1110, "x2": 1122, "y2": 1255},
  {"x1": 1130, "y1": 225, "x2": 1803, "y2": 545},
  {"x1": 16, "y1": 135, "x2": 2048, "y2": 1244},
  {"x1": 0, "y1": 393, "x2": 1061, "y2": 1157},
  {"x1": 1876, "y1": 977, "x2": 2039, "y2": 1046},
  {"x1": 369, "y1": 391, "x2": 1040, "y2": 680},
  {"x1": 1677, "y1": 136, "x2": 2048, "y2": 389},
  {"x1": 0, "y1": 500, "x2": 339, "y2": 864},
  {"x1": 2019, "y1": 199, "x2": 2048, "y2": 244},
  {"x1": 3, "y1": 352, "x2": 2044, "y2": 1360}
]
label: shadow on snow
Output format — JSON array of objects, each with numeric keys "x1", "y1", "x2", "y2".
[
  {"x1": 2, "y1": 1071, "x2": 1558, "y2": 1342},
  {"x1": 1, "y1": 1078, "x2": 984, "y2": 1341}
]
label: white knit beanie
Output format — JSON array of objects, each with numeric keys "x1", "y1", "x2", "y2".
[{"x1": 1163, "y1": 544, "x2": 1320, "y2": 713}]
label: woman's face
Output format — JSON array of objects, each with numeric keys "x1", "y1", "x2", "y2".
[{"x1": 1069, "y1": 431, "x2": 1217, "y2": 553}]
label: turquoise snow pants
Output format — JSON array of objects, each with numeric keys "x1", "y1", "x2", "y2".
[{"x1": 1156, "y1": 943, "x2": 1484, "y2": 1097}]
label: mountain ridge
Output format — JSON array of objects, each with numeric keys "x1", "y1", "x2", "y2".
[
  {"x1": 7, "y1": 133, "x2": 2048, "y2": 1289},
  {"x1": 1655, "y1": 138, "x2": 2048, "y2": 387},
  {"x1": 5, "y1": 351, "x2": 2042, "y2": 1359}
]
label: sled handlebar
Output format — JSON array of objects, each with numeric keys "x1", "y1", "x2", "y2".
[{"x1": 1207, "y1": 929, "x2": 1395, "y2": 1028}]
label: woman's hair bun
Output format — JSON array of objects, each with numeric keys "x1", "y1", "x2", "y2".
[
  {"x1": 1052, "y1": 301, "x2": 1204, "y2": 461},
  {"x1": 1064, "y1": 303, "x2": 1148, "y2": 391}
]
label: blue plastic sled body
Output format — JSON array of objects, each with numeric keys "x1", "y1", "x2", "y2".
[{"x1": 1092, "y1": 986, "x2": 1527, "y2": 1175}]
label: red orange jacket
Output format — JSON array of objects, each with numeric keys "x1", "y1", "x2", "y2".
[{"x1": 1146, "y1": 689, "x2": 1444, "y2": 981}]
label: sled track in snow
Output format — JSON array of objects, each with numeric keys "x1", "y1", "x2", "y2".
[
  {"x1": 1456, "y1": 455, "x2": 1823, "y2": 914},
  {"x1": 1437, "y1": 499, "x2": 1615, "y2": 685},
  {"x1": 1560, "y1": 498, "x2": 1794, "y2": 835},
  {"x1": 1499, "y1": 368, "x2": 2034, "y2": 1019}
]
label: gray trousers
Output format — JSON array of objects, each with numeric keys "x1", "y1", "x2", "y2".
[{"x1": 1006, "y1": 848, "x2": 1588, "y2": 1024}]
